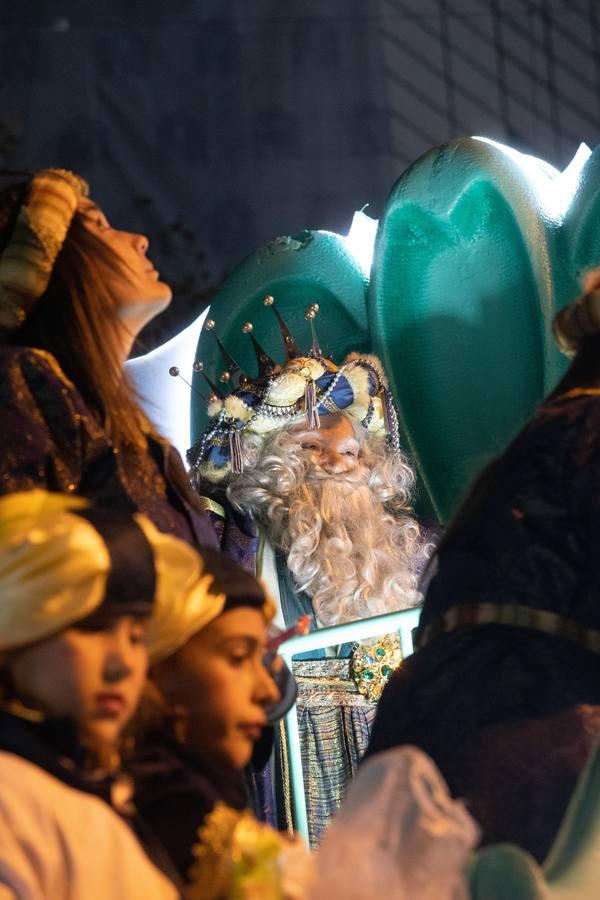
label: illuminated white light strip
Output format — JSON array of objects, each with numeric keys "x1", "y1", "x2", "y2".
[
  {"x1": 474, "y1": 137, "x2": 591, "y2": 222},
  {"x1": 278, "y1": 605, "x2": 422, "y2": 845},
  {"x1": 344, "y1": 208, "x2": 379, "y2": 278}
]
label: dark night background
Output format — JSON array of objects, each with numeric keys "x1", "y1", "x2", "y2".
[{"x1": 1, "y1": 0, "x2": 598, "y2": 349}]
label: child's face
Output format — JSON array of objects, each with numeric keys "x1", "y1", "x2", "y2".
[
  {"x1": 9, "y1": 614, "x2": 148, "y2": 751},
  {"x1": 153, "y1": 607, "x2": 280, "y2": 770}
]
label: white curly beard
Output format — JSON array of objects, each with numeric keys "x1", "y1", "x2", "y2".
[{"x1": 227, "y1": 428, "x2": 427, "y2": 626}]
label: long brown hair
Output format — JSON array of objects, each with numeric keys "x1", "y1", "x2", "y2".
[{"x1": 0, "y1": 180, "x2": 157, "y2": 453}]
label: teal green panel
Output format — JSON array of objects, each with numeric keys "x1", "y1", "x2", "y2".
[
  {"x1": 369, "y1": 138, "x2": 573, "y2": 524},
  {"x1": 190, "y1": 230, "x2": 369, "y2": 443},
  {"x1": 470, "y1": 846, "x2": 546, "y2": 899}
]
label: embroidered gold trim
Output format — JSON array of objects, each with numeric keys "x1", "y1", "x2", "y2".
[
  {"x1": 418, "y1": 601, "x2": 600, "y2": 655},
  {"x1": 279, "y1": 718, "x2": 295, "y2": 837},
  {"x1": 197, "y1": 496, "x2": 225, "y2": 518}
]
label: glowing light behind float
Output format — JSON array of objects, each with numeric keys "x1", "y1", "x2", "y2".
[
  {"x1": 344, "y1": 208, "x2": 379, "y2": 277},
  {"x1": 127, "y1": 307, "x2": 210, "y2": 458},
  {"x1": 474, "y1": 137, "x2": 591, "y2": 221}
]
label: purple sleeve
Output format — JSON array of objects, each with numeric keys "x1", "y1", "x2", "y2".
[{"x1": 0, "y1": 348, "x2": 85, "y2": 495}]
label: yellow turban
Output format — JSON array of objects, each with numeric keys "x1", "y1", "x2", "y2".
[
  {"x1": 146, "y1": 547, "x2": 275, "y2": 664},
  {"x1": 0, "y1": 490, "x2": 223, "y2": 655}
]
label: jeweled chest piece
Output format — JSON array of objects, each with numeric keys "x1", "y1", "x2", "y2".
[{"x1": 350, "y1": 633, "x2": 402, "y2": 704}]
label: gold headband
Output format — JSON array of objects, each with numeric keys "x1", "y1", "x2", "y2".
[
  {"x1": 417, "y1": 601, "x2": 600, "y2": 656},
  {"x1": 0, "y1": 168, "x2": 89, "y2": 334}
]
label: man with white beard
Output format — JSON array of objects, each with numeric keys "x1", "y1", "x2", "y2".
[
  {"x1": 227, "y1": 412, "x2": 424, "y2": 633},
  {"x1": 187, "y1": 306, "x2": 430, "y2": 844}
]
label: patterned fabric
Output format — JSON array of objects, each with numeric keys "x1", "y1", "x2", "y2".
[
  {"x1": 417, "y1": 391, "x2": 600, "y2": 643},
  {"x1": 285, "y1": 659, "x2": 376, "y2": 847},
  {"x1": 199, "y1": 486, "x2": 259, "y2": 573},
  {"x1": 0, "y1": 346, "x2": 217, "y2": 549},
  {"x1": 269, "y1": 546, "x2": 377, "y2": 845},
  {"x1": 367, "y1": 392, "x2": 600, "y2": 862}
]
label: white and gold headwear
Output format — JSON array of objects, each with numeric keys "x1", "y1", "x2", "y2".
[
  {"x1": 0, "y1": 490, "x2": 220, "y2": 655},
  {"x1": 186, "y1": 297, "x2": 399, "y2": 484},
  {"x1": 146, "y1": 546, "x2": 275, "y2": 664},
  {"x1": 0, "y1": 168, "x2": 88, "y2": 334}
]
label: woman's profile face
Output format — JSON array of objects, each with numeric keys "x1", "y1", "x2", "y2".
[
  {"x1": 9, "y1": 614, "x2": 149, "y2": 751},
  {"x1": 153, "y1": 607, "x2": 280, "y2": 770},
  {"x1": 78, "y1": 198, "x2": 172, "y2": 332}
]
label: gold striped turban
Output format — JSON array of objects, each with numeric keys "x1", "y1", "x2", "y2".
[
  {"x1": 0, "y1": 169, "x2": 88, "y2": 334},
  {"x1": 0, "y1": 490, "x2": 222, "y2": 655}
]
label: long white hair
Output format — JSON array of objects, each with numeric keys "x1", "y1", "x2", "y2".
[{"x1": 226, "y1": 421, "x2": 428, "y2": 626}]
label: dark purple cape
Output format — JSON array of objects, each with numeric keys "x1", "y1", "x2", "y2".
[{"x1": 0, "y1": 346, "x2": 217, "y2": 549}]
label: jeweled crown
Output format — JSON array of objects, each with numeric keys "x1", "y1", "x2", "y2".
[{"x1": 177, "y1": 296, "x2": 400, "y2": 483}]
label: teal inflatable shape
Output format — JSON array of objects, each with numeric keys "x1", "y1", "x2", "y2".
[
  {"x1": 369, "y1": 137, "x2": 596, "y2": 523},
  {"x1": 188, "y1": 137, "x2": 600, "y2": 526},
  {"x1": 469, "y1": 733, "x2": 600, "y2": 898},
  {"x1": 190, "y1": 230, "x2": 369, "y2": 442}
]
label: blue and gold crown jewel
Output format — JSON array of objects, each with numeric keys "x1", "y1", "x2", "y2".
[{"x1": 183, "y1": 296, "x2": 399, "y2": 484}]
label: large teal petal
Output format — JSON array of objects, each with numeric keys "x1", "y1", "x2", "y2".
[
  {"x1": 369, "y1": 138, "x2": 579, "y2": 523},
  {"x1": 562, "y1": 146, "x2": 600, "y2": 281}
]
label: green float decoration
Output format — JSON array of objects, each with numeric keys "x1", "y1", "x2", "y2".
[
  {"x1": 190, "y1": 230, "x2": 370, "y2": 442},
  {"x1": 370, "y1": 137, "x2": 595, "y2": 523},
  {"x1": 187, "y1": 137, "x2": 600, "y2": 525},
  {"x1": 469, "y1": 732, "x2": 600, "y2": 898}
]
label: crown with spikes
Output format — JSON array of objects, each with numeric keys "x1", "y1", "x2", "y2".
[{"x1": 182, "y1": 296, "x2": 401, "y2": 484}]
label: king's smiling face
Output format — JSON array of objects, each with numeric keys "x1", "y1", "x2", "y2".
[
  {"x1": 226, "y1": 418, "x2": 423, "y2": 627},
  {"x1": 288, "y1": 414, "x2": 362, "y2": 479}
]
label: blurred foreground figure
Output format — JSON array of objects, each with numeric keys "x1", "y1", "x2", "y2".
[
  {"x1": 313, "y1": 746, "x2": 478, "y2": 900},
  {"x1": 189, "y1": 302, "x2": 430, "y2": 843},
  {"x1": 367, "y1": 271, "x2": 600, "y2": 862},
  {"x1": 0, "y1": 490, "x2": 208, "y2": 899}
]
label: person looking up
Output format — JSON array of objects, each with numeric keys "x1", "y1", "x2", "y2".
[{"x1": 0, "y1": 168, "x2": 215, "y2": 548}]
